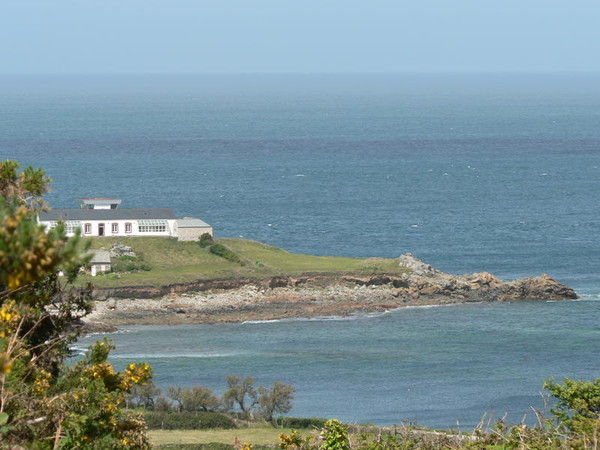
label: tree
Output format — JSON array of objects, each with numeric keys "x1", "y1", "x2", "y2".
[
  {"x1": 0, "y1": 159, "x2": 51, "y2": 210},
  {"x1": 128, "y1": 381, "x2": 161, "y2": 409},
  {"x1": 166, "y1": 385, "x2": 184, "y2": 411},
  {"x1": 257, "y1": 382, "x2": 295, "y2": 423},
  {"x1": 0, "y1": 160, "x2": 153, "y2": 448},
  {"x1": 223, "y1": 375, "x2": 257, "y2": 415},
  {"x1": 544, "y1": 377, "x2": 600, "y2": 437},
  {"x1": 181, "y1": 386, "x2": 221, "y2": 412}
]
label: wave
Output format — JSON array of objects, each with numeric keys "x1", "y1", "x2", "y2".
[
  {"x1": 576, "y1": 293, "x2": 600, "y2": 301},
  {"x1": 242, "y1": 312, "x2": 389, "y2": 325},
  {"x1": 241, "y1": 304, "x2": 470, "y2": 325}
]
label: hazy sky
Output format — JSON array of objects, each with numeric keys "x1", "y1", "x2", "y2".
[{"x1": 1, "y1": 0, "x2": 599, "y2": 74}]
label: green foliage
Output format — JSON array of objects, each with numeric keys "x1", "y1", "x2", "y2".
[
  {"x1": 182, "y1": 386, "x2": 222, "y2": 412},
  {"x1": 223, "y1": 375, "x2": 257, "y2": 415},
  {"x1": 0, "y1": 160, "x2": 154, "y2": 448},
  {"x1": 167, "y1": 385, "x2": 185, "y2": 411},
  {"x1": 198, "y1": 232, "x2": 214, "y2": 248},
  {"x1": 210, "y1": 244, "x2": 244, "y2": 265},
  {"x1": 144, "y1": 411, "x2": 237, "y2": 430},
  {"x1": 319, "y1": 420, "x2": 350, "y2": 450},
  {"x1": 127, "y1": 380, "x2": 162, "y2": 409},
  {"x1": 0, "y1": 160, "x2": 51, "y2": 210},
  {"x1": 257, "y1": 382, "x2": 295, "y2": 422},
  {"x1": 275, "y1": 417, "x2": 328, "y2": 429},
  {"x1": 278, "y1": 429, "x2": 313, "y2": 450},
  {"x1": 119, "y1": 255, "x2": 140, "y2": 261},
  {"x1": 544, "y1": 377, "x2": 600, "y2": 438}
]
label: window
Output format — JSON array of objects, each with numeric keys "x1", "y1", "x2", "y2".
[
  {"x1": 138, "y1": 219, "x2": 167, "y2": 233},
  {"x1": 125, "y1": 222, "x2": 132, "y2": 233},
  {"x1": 112, "y1": 223, "x2": 118, "y2": 233},
  {"x1": 84, "y1": 223, "x2": 92, "y2": 234},
  {"x1": 64, "y1": 221, "x2": 81, "y2": 235}
]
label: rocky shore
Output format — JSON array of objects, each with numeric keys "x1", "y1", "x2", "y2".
[{"x1": 83, "y1": 253, "x2": 578, "y2": 332}]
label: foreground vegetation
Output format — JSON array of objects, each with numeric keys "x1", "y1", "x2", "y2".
[
  {"x1": 0, "y1": 161, "x2": 153, "y2": 448},
  {"x1": 79, "y1": 236, "x2": 409, "y2": 288}
]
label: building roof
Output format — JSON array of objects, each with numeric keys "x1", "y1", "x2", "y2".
[
  {"x1": 39, "y1": 208, "x2": 177, "y2": 221},
  {"x1": 176, "y1": 217, "x2": 212, "y2": 228},
  {"x1": 88, "y1": 250, "x2": 111, "y2": 264},
  {"x1": 80, "y1": 198, "x2": 122, "y2": 206}
]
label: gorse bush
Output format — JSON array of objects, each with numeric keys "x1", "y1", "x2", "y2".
[
  {"x1": 210, "y1": 243, "x2": 244, "y2": 265},
  {"x1": 198, "y1": 232, "x2": 214, "y2": 248},
  {"x1": 0, "y1": 160, "x2": 154, "y2": 448}
]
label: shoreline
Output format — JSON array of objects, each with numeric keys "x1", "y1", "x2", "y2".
[
  {"x1": 83, "y1": 253, "x2": 578, "y2": 333},
  {"x1": 84, "y1": 284, "x2": 469, "y2": 330},
  {"x1": 82, "y1": 255, "x2": 578, "y2": 331}
]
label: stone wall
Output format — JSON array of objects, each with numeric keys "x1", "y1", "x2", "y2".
[{"x1": 177, "y1": 226, "x2": 213, "y2": 241}]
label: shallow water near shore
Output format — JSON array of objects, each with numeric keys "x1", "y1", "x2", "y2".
[
  {"x1": 3, "y1": 74, "x2": 600, "y2": 428},
  {"x1": 78, "y1": 299, "x2": 600, "y2": 429}
]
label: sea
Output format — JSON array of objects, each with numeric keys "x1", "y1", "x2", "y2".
[{"x1": 1, "y1": 73, "x2": 599, "y2": 429}]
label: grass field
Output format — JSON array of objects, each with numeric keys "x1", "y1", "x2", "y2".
[
  {"x1": 78, "y1": 237, "x2": 408, "y2": 288},
  {"x1": 149, "y1": 427, "x2": 309, "y2": 447}
]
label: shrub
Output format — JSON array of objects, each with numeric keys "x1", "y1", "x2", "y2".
[
  {"x1": 118, "y1": 255, "x2": 139, "y2": 261},
  {"x1": 198, "y1": 233, "x2": 214, "y2": 248},
  {"x1": 320, "y1": 419, "x2": 350, "y2": 450},
  {"x1": 139, "y1": 263, "x2": 152, "y2": 271},
  {"x1": 275, "y1": 417, "x2": 328, "y2": 429},
  {"x1": 144, "y1": 411, "x2": 237, "y2": 430},
  {"x1": 0, "y1": 161, "x2": 153, "y2": 447},
  {"x1": 210, "y1": 244, "x2": 243, "y2": 265}
]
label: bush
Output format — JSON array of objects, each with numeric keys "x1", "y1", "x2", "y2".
[
  {"x1": 198, "y1": 233, "x2": 214, "y2": 248},
  {"x1": 144, "y1": 411, "x2": 237, "y2": 430},
  {"x1": 112, "y1": 261, "x2": 151, "y2": 273},
  {"x1": 210, "y1": 244, "x2": 243, "y2": 265},
  {"x1": 118, "y1": 255, "x2": 139, "y2": 261},
  {"x1": 275, "y1": 417, "x2": 328, "y2": 429}
]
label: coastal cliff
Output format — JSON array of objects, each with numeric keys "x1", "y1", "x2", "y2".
[{"x1": 84, "y1": 253, "x2": 577, "y2": 330}]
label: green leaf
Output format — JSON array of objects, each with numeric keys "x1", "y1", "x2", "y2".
[{"x1": 0, "y1": 412, "x2": 9, "y2": 426}]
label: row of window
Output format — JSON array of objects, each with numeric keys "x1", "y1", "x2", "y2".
[
  {"x1": 83, "y1": 222, "x2": 134, "y2": 234},
  {"x1": 52, "y1": 221, "x2": 169, "y2": 234},
  {"x1": 138, "y1": 224, "x2": 167, "y2": 233}
]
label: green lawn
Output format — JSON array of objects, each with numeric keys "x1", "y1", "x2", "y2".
[
  {"x1": 78, "y1": 237, "x2": 408, "y2": 288},
  {"x1": 149, "y1": 427, "x2": 308, "y2": 447}
]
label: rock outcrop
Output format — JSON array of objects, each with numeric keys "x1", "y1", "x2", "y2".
[
  {"x1": 85, "y1": 254, "x2": 578, "y2": 328},
  {"x1": 93, "y1": 254, "x2": 577, "y2": 303}
]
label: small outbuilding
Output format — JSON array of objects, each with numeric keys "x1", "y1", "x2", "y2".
[
  {"x1": 174, "y1": 217, "x2": 214, "y2": 241},
  {"x1": 88, "y1": 250, "x2": 112, "y2": 276}
]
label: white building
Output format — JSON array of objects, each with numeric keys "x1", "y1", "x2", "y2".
[
  {"x1": 38, "y1": 198, "x2": 213, "y2": 240},
  {"x1": 88, "y1": 250, "x2": 112, "y2": 276}
]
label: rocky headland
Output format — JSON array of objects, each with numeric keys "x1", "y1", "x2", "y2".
[{"x1": 82, "y1": 253, "x2": 578, "y2": 332}]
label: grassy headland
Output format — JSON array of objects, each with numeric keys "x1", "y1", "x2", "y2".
[{"x1": 79, "y1": 237, "x2": 408, "y2": 288}]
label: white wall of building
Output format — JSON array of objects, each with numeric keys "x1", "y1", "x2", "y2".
[{"x1": 41, "y1": 219, "x2": 178, "y2": 238}]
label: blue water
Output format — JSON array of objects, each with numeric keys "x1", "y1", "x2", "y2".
[{"x1": 2, "y1": 73, "x2": 600, "y2": 428}]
